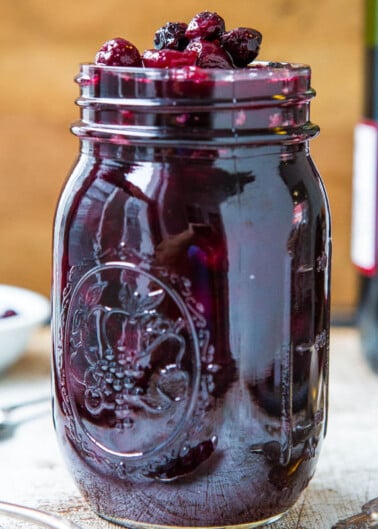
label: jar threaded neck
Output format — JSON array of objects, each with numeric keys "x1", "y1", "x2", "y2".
[{"x1": 72, "y1": 62, "x2": 319, "y2": 146}]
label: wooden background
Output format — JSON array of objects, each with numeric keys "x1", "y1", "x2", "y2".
[{"x1": 0, "y1": 0, "x2": 363, "y2": 316}]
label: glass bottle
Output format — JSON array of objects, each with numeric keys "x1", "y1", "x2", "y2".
[
  {"x1": 352, "y1": 0, "x2": 378, "y2": 373},
  {"x1": 52, "y1": 62, "x2": 331, "y2": 528}
]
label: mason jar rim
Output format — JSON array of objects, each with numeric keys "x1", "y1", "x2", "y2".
[
  {"x1": 73, "y1": 60, "x2": 318, "y2": 146},
  {"x1": 79, "y1": 61, "x2": 311, "y2": 82}
]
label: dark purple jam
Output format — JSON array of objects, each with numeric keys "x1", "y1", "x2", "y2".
[{"x1": 52, "y1": 63, "x2": 330, "y2": 527}]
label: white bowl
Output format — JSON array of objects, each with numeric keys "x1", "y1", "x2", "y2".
[{"x1": 0, "y1": 285, "x2": 50, "y2": 373}]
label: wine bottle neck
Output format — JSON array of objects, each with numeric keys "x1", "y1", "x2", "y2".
[{"x1": 364, "y1": 0, "x2": 378, "y2": 119}]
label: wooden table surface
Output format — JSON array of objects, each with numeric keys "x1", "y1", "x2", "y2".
[{"x1": 0, "y1": 326, "x2": 377, "y2": 529}]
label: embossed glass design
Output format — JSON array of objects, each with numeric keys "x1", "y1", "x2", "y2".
[{"x1": 52, "y1": 63, "x2": 331, "y2": 528}]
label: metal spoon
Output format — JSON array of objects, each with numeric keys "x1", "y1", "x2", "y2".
[
  {"x1": 0, "y1": 500, "x2": 81, "y2": 528},
  {"x1": 332, "y1": 498, "x2": 378, "y2": 528},
  {"x1": 0, "y1": 396, "x2": 51, "y2": 440}
]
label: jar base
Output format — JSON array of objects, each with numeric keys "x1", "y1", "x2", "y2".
[{"x1": 97, "y1": 511, "x2": 287, "y2": 529}]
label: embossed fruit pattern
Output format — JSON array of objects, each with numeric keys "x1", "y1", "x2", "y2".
[
  {"x1": 65, "y1": 263, "x2": 206, "y2": 458},
  {"x1": 71, "y1": 281, "x2": 186, "y2": 422}
]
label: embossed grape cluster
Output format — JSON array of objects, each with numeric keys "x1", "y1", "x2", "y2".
[
  {"x1": 95, "y1": 10, "x2": 262, "y2": 69},
  {"x1": 98, "y1": 350, "x2": 145, "y2": 393},
  {"x1": 89, "y1": 350, "x2": 146, "y2": 429}
]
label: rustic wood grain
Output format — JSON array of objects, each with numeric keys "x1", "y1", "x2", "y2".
[
  {"x1": 0, "y1": 326, "x2": 377, "y2": 529},
  {"x1": 0, "y1": 0, "x2": 362, "y2": 312}
]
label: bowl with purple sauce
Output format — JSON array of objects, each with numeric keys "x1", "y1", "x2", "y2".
[{"x1": 0, "y1": 285, "x2": 50, "y2": 373}]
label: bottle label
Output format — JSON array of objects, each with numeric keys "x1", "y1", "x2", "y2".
[{"x1": 351, "y1": 120, "x2": 378, "y2": 275}]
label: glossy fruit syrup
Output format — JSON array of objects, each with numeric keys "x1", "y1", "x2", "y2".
[{"x1": 52, "y1": 64, "x2": 331, "y2": 528}]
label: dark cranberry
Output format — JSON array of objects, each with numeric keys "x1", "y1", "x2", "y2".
[
  {"x1": 0, "y1": 309, "x2": 18, "y2": 319},
  {"x1": 95, "y1": 38, "x2": 142, "y2": 67},
  {"x1": 186, "y1": 39, "x2": 234, "y2": 69},
  {"x1": 185, "y1": 11, "x2": 226, "y2": 40},
  {"x1": 142, "y1": 49, "x2": 197, "y2": 68},
  {"x1": 220, "y1": 27, "x2": 262, "y2": 67},
  {"x1": 154, "y1": 22, "x2": 189, "y2": 51}
]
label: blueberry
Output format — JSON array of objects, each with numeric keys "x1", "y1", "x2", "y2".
[
  {"x1": 185, "y1": 11, "x2": 226, "y2": 41},
  {"x1": 220, "y1": 27, "x2": 262, "y2": 67},
  {"x1": 154, "y1": 22, "x2": 189, "y2": 51},
  {"x1": 95, "y1": 37, "x2": 142, "y2": 67}
]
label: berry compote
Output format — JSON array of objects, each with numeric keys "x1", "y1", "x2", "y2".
[
  {"x1": 0, "y1": 309, "x2": 18, "y2": 319},
  {"x1": 52, "y1": 62, "x2": 331, "y2": 528}
]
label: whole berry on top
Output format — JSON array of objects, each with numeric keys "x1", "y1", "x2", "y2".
[
  {"x1": 142, "y1": 49, "x2": 197, "y2": 68},
  {"x1": 186, "y1": 39, "x2": 234, "y2": 69},
  {"x1": 220, "y1": 28, "x2": 262, "y2": 68},
  {"x1": 154, "y1": 22, "x2": 189, "y2": 51},
  {"x1": 95, "y1": 37, "x2": 142, "y2": 66},
  {"x1": 94, "y1": 11, "x2": 263, "y2": 69},
  {"x1": 185, "y1": 11, "x2": 226, "y2": 40}
]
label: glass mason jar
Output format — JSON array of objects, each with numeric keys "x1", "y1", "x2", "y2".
[{"x1": 52, "y1": 63, "x2": 331, "y2": 528}]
